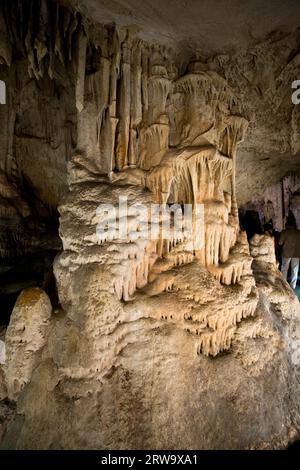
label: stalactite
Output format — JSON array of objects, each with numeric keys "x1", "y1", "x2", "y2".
[
  {"x1": 1, "y1": 0, "x2": 82, "y2": 81},
  {"x1": 75, "y1": 30, "x2": 87, "y2": 113},
  {"x1": 130, "y1": 43, "x2": 143, "y2": 127},
  {"x1": 141, "y1": 45, "x2": 149, "y2": 116},
  {"x1": 0, "y1": 8, "x2": 12, "y2": 65},
  {"x1": 115, "y1": 39, "x2": 131, "y2": 170},
  {"x1": 0, "y1": 0, "x2": 269, "y2": 379}
]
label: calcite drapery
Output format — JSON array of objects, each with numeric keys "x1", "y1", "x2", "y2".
[
  {"x1": 0, "y1": 0, "x2": 292, "y2": 365},
  {"x1": 0, "y1": 0, "x2": 300, "y2": 451}
]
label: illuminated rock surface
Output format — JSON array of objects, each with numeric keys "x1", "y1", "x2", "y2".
[{"x1": 0, "y1": 0, "x2": 299, "y2": 450}]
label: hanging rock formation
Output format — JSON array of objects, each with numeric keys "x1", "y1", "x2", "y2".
[{"x1": 0, "y1": 0, "x2": 299, "y2": 450}]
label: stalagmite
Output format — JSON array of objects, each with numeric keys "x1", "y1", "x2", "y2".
[{"x1": 5, "y1": 288, "x2": 52, "y2": 401}]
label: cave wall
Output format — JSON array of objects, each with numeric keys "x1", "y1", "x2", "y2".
[
  {"x1": 0, "y1": 0, "x2": 299, "y2": 450},
  {"x1": 0, "y1": 0, "x2": 79, "y2": 259}
]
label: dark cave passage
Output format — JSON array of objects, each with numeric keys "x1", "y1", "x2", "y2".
[
  {"x1": 239, "y1": 209, "x2": 263, "y2": 239},
  {"x1": 0, "y1": 249, "x2": 61, "y2": 327},
  {"x1": 0, "y1": 204, "x2": 62, "y2": 327}
]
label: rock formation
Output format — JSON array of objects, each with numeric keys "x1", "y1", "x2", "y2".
[{"x1": 0, "y1": 0, "x2": 299, "y2": 450}]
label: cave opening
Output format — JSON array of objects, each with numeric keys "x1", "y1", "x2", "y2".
[
  {"x1": 239, "y1": 209, "x2": 263, "y2": 239},
  {"x1": 0, "y1": 248, "x2": 61, "y2": 327},
  {"x1": 0, "y1": 183, "x2": 62, "y2": 327},
  {"x1": 1, "y1": 244, "x2": 61, "y2": 317}
]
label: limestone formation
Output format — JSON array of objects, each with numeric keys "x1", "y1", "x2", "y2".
[
  {"x1": 4, "y1": 288, "x2": 52, "y2": 401},
  {"x1": 0, "y1": 0, "x2": 299, "y2": 450}
]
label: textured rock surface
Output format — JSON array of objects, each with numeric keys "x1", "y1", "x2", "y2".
[
  {"x1": 75, "y1": 1, "x2": 300, "y2": 204},
  {"x1": 0, "y1": 0, "x2": 299, "y2": 450},
  {"x1": 73, "y1": 0, "x2": 300, "y2": 55},
  {"x1": 4, "y1": 288, "x2": 52, "y2": 401},
  {"x1": 1, "y1": 237, "x2": 300, "y2": 449}
]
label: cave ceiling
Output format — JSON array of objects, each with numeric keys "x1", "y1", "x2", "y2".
[{"x1": 73, "y1": 0, "x2": 300, "y2": 56}]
